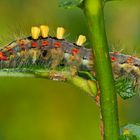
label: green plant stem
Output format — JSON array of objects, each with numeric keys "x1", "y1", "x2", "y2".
[{"x1": 83, "y1": 0, "x2": 119, "y2": 139}]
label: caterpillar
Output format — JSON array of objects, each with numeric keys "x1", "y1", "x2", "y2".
[{"x1": 0, "y1": 25, "x2": 140, "y2": 99}]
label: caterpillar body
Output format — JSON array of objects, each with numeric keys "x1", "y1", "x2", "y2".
[{"x1": 0, "y1": 25, "x2": 139, "y2": 99}]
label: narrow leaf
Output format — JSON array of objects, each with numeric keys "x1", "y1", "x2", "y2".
[
  {"x1": 59, "y1": 0, "x2": 84, "y2": 8},
  {"x1": 105, "y1": 0, "x2": 122, "y2": 2}
]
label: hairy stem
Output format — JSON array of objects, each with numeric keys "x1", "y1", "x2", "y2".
[{"x1": 82, "y1": 0, "x2": 120, "y2": 139}]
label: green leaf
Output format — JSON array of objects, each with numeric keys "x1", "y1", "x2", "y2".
[
  {"x1": 115, "y1": 75, "x2": 137, "y2": 99},
  {"x1": 78, "y1": 71, "x2": 96, "y2": 81},
  {"x1": 105, "y1": 0, "x2": 122, "y2": 2},
  {"x1": 120, "y1": 124, "x2": 140, "y2": 140},
  {"x1": 70, "y1": 76, "x2": 97, "y2": 97},
  {"x1": 119, "y1": 135, "x2": 138, "y2": 140},
  {"x1": 59, "y1": 0, "x2": 84, "y2": 8}
]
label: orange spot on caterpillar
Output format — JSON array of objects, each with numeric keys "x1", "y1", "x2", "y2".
[
  {"x1": 42, "y1": 41, "x2": 49, "y2": 46},
  {"x1": 54, "y1": 42, "x2": 61, "y2": 48},
  {"x1": 19, "y1": 40, "x2": 25, "y2": 46},
  {"x1": 111, "y1": 56, "x2": 116, "y2": 62},
  {"x1": 6, "y1": 47, "x2": 11, "y2": 51},
  {"x1": 0, "y1": 52, "x2": 3, "y2": 56},
  {"x1": 127, "y1": 57, "x2": 133, "y2": 63},
  {"x1": 72, "y1": 48, "x2": 79, "y2": 55},
  {"x1": 0, "y1": 52, "x2": 7, "y2": 60},
  {"x1": 114, "y1": 52, "x2": 119, "y2": 55},
  {"x1": 7, "y1": 47, "x2": 13, "y2": 54},
  {"x1": 31, "y1": 42, "x2": 38, "y2": 47},
  {"x1": 131, "y1": 55, "x2": 136, "y2": 58}
]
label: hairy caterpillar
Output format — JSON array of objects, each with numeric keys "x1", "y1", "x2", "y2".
[{"x1": 0, "y1": 25, "x2": 140, "y2": 99}]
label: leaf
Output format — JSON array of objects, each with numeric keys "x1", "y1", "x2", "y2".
[
  {"x1": 119, "y1": 135, "x2": 138, "y2": 140},
  {"x1": 105, "y1": 0, "x2": 122, "y2": 2},
  {"x1": 59, "y1": 0, "x2": 84, "y2": 8},
  {"x1": 115, "y1": 75, "x2": 137, "y2": 99},
  {"x1": 70, "y1": 76, "x2": 97, "y2": 97},
  {"x1": 120, "y1": 124, "x2": 140, "y2": 140},
  {"x1": 78, "y1": 71, "x2": 96, "y2": 81}
]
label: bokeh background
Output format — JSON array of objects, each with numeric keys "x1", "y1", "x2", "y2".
[{"x1": 0, "y1": 0, "x2": 140, "y2": 140}]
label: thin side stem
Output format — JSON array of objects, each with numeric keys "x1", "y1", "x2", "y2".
[{"x1": 0, "y1": 70, "x2": 97, "y2": 97}]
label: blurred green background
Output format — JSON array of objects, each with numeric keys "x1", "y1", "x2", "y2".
[{"x1": 0, "y1": 0, "x2": 140, "y2": 140}]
